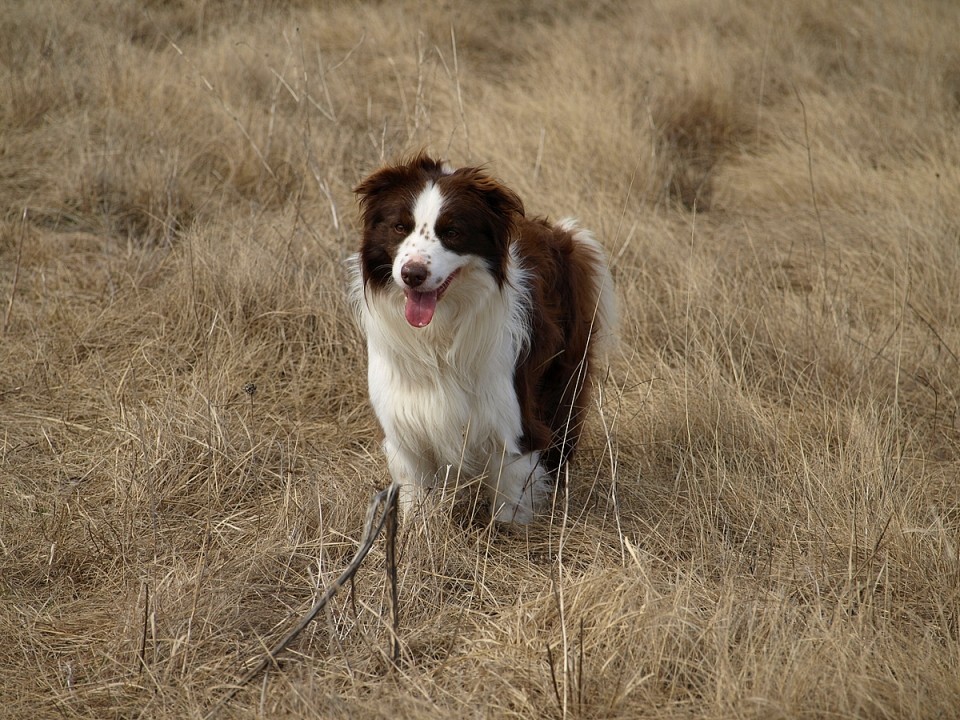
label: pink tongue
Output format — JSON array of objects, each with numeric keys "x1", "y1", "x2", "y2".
[{"x1": 404, "y1": 289, "x2": 438, "y2": 327}]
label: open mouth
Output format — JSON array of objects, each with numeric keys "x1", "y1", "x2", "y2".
[{"x1": 403, "y1": 269, "x2": 460, "y2": 328}]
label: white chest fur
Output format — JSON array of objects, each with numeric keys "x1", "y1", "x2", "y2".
[
  {"x1": 350, "y1": 249, "x2": 546, "y2": 522},
  {"x1": 359, "y1": 256, "x2": 529, "y2": 473}
]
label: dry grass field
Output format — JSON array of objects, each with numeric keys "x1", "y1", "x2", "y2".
[{"x1": 3, "y1": 0, "x2": 960, "y2": 717}]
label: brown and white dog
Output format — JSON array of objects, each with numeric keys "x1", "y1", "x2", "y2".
[{"x1": 350, "y1": 154, "x2": 615, "y2": 523}]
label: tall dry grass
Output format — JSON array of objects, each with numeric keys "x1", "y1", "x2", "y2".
[{"x1": 2, "y1": 0, "x2": 959, "y2": 717}]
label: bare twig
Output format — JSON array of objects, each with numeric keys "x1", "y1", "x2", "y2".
[
  {"x1": 545, "y1": 642, "x2": 564, "y2": 715},
  {"x1": 449, "y1": 25, "x2": 470, "y2": 155},
  {"x1": 3, "y1": 207, "x2": 27, "y2": 336},
  {"x1": 906, "y1": 299, "x2": 960, "y2": 367},
  {"x1": 384, "y1": 486, "x2": 401, "y2": 666},
  {"x1": 533, "y1": 127, "x2": 546, "y2": 184},
  {"x1": 794, "y1": 85, "x2": 836, "y2": 312},
  {"x1": 137, "y1": 581, "x2": 150, "y2": 676},
  {"x1": 548, "y1": 464, "x2": 573, "y2": 719},
  {"x1": 576, "y1": 616, "x2": 585, "y2": 715},
  {"x1": 207, "y1": 482, "x2": 400, "y2": 718},
  {"x1": 150, "y1": 12, "x2": 277, "y2": 182}
]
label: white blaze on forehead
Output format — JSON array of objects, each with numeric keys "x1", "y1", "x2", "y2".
[
  {"x1": 392, "y1": 180, "x2": 459, "y2": 293},
  {"x1": 412, "y1": 181, "x2": 445, "y2": 236}
]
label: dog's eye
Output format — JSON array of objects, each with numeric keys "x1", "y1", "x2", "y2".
[
  {"x1": 441, "y1": 228, "x2": 459, "y2": 240},
  {"x1": 393, "y1": 223, "x2": 407, "y2": 235}
]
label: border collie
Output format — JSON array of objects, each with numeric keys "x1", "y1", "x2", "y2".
[{"x1": 350, "y1": 154, "x2": 616, "y2": 523}]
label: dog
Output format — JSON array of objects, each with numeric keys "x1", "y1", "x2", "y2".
[{"x1": 350, "y1": 153, "x2": 616, "y2": 523}]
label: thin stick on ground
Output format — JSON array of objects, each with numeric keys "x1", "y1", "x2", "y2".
[
  {"x1": 206, "y1": 482, "x2": 400, "y2": 719},
  {"x1": 385, "y1": 483, "x2": 401, "y2": 666},
  {"x1": 2, "y1": 208, "x2": 26, "y2": 336}
]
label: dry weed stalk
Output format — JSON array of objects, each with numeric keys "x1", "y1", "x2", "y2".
[
  {"x1": 2, "y1": 208, "x2": 27, "y2": 336},
  {"x1": 208, "y1": 482, "x2": 400, "y2": 717},
  {"x1": 3, "y1": 1, "x2": 960, "y2": 718}
]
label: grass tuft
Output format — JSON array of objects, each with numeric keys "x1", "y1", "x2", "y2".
[{"x1": 2, "y1": 1, "x2": 960, "y2": 718}]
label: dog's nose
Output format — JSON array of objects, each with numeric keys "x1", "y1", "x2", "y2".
[{"x1": 401, "y1": 261, "x2": 428, "y2": 288}]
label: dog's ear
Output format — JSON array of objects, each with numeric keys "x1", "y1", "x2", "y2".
[
  {"x1": 354, "y1": 165, "x2": 404, "y2": 204},
  {"x1": 354, "y1": 153, "x2": 447, "y2": 201},
  {"x1": 353, "y1": 163, "x2": 415, "y2": 229},
  {"x1": 455, "y1": 167, "x2": 525, "y2": 221}
]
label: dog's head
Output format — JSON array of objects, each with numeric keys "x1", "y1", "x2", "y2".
[{"x1": 355, "y1": 153, "x2": 524, "y2": 328}]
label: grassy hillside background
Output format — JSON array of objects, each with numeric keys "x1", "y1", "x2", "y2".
[{"x1": 3, "y1": 0, "x2": 960, "y2": 717}]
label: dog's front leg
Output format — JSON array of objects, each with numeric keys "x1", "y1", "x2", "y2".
[
  {"x1": 383, "y1": 438, "x2": 434, "y2": 517},
  {"x1": 485, "y1": 451, "x2": 551, "y2": 524}
]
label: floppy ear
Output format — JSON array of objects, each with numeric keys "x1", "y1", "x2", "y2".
[
  {"x1": 353, "y1": 164, "x2": 411, "y2": 230},
  {"x1": 354, "y1": 153, "x2": 447, "y2": 201},
  {"x1": 455, "y1": 167, "x2": 526, "y2": 221},
  {"x1": 354, "y1": 165, "x2": 403, "y2": 204}
]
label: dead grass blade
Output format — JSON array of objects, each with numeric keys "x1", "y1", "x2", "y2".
[{"x1": 206, "y1": 482, "x2": 400, "y2": 718}]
